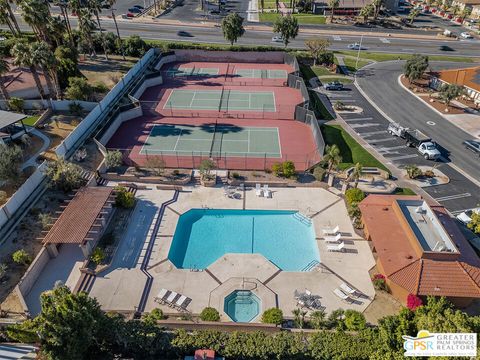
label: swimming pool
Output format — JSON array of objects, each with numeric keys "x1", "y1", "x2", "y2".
[
  {"x1": 168, "y1": 209, "x2": 319, "y2": 271},
  {"x1": 224, "y1": 290, "x2": 260, "y2": 322}
]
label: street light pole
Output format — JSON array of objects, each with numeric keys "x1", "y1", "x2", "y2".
[{"x1": 355, "y1": 33, "x2": 363, "y2": 71}]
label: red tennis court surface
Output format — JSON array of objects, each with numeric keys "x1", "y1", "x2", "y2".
[{"x1": 107, "y1": 61, "x2": 321, "y2": 171}]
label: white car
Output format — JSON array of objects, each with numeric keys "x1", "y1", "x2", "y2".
[
  {"x1": 456, "y1": 208, "x2": 480, "y2": 225},
  {"x1": 348, "y1": 43, "x2": 366, "y2": 50},
  {"x1": 460, "y1": 32, "x2": 473, "y2": 39},
  {"x1": 271, "y1": 35, "x2": 284, "y2": 43}
]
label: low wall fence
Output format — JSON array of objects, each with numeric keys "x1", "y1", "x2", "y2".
[
  {"x1": 173, "y1": 49, "x2": 285, "y2": 63},
  {"x1": 155, "y1": 319, "x2": 281, "y2": 333}
]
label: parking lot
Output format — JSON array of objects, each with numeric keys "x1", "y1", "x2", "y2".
[{"x1": 321, "y1": 84, "x2": 480, "y2": 214}]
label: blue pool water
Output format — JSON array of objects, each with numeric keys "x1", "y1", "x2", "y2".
[
  {"x1": 168, "y1": 209, "x2": 319, "y2": 271},
  {"x1": 224, "y1": 290, "x2": 260, "y2": 322}
]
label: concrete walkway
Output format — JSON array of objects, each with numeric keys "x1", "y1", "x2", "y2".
[{"x1": 21, "y1": 128, "x2": 50, "y2": 171}]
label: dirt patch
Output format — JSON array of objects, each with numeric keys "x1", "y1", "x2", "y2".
[
  {"x1": 364, "y1": 290, "x2": 403, "y2": 325},
  {"x1": 79, "y1": 56, "x2": 137, "y2": 89},
  {"x1": 228, "y1": 170, "x2": 323, "y2": 187},
  {"x1": 418, "y1": 94, "x2": 466, "y2": 115}
]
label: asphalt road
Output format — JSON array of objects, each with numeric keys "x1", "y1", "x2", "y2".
[{"x1": 321, "y1": 83, "x2": 480, "y2": 213}]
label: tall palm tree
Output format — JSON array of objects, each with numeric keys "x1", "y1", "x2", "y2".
[
  {"x1": 19, "y1": 0, "x2": 52, "y2": 42},
  {"x1": 77, "y1": 8, "x2": 97, "y2": 57},
  {"x1": 323, "y1": 144, "x2": 342, "y2": 173},
  {"x1": 309, "y1": 310, "x2": 326, "y2": 329},
  {"x1": 56, "y1": 0, "x2": 73, "y2": 42},
  {"x1": 373, "y1": 0, "x2": 383, "y2": 20},
  {"x1": 0, "y1": 0, "x2": 21, "y2": 36},
  {"x1": 11, "y1": 42, "x2": 47, "y2": 100},
  {"x1": 31, "y1": 41, "x2": 60, "y2": 99},
  {"x1": 0, "y1": 57, "x2": 11, "y2": 101},
  {"x1": 360, "y1": 3, "x2": 374, "y2": 23},
  {"x1": 460, "y1": 6, "x2": 472, "y2": 20},
  {"x1": 87, "y1": 0, "x2": 109, "y2": 60},
  {"x1": 292, "y1": 308, "x2": 307, "y2": 329},
  {"x1": 450, "y1": 4, "x2": 460, "y2": 16},
  {"x1": 329, "y1": 0, "x2": 339, "y2": 22},
  {"x1": 107, "y1": 0, "x2": 125, "y2": 60},
  {"x1": 349, "y1": 162, "x2": 363, "y2": 188}
]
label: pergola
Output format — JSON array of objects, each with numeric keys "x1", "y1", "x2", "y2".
[{"x1": 0, "y1": 110, "x2": 28, "y2": 142}]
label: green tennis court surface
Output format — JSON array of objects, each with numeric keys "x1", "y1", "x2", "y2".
[
  {"x1": 163, "y1": 89, "x2": 276, "y2": 111},
  {"x1": 140, "y1": 124, "x2": 281, "y2": 158},
  {"x1": 234, "y1": 69, "x2": 288, "y2": 79},
  {"x1": 166, "y1": 67, "x2": 219, "y2": 77}
]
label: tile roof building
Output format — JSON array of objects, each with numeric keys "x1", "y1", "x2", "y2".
[
  {"x1": 359, "y1": 194, "x2": 480, "y2": 307},
  {"x1": 430, "y1": 66, "x2": 480, "y2": 105}
]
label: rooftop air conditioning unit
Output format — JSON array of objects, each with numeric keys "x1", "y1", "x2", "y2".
[{"x1": 415, "y1": 206, "x2": 425, "y2": 214}]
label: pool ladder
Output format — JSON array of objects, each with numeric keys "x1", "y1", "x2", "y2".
[
  {"x1": 242, "y1": 278, "x2": 257, "y2": 291},
  {"x1": 293, "y1": 212, "x2": 312, "y2": 225}
]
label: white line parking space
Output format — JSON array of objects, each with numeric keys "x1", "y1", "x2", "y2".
[
  {"x1": 369, "y1": 137, "x2": 398, "y2": 143},
  {"x1": 385, "y1": 154, "x2": 419, "y2": 161},
  {"x1": 350, "y1": 123, "x2": 381, "y2": 128},
  {"x1": 343, "y1": 117, "x2": 373, "y2": 121},
  {"x1": 435, "y1": 193, "x2": 472, "y2": 202}
]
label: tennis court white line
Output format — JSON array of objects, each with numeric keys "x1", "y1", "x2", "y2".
[
  {"x1": 275, "y1": 127, "x2": 282, "y2": 158},
  {"x1": 162, "y1": 90, "x2": 175, "y2": 109},
  {"x1": 189, "y1": 92, "x2": 197, "y2": 108},
  {"x1": 142, "y1": 150, "x2": 282, "y2": 156},
  {"x1": 172, "y1": 129, "x2": 183, "y2": 151},
  {"x1": 248, "y1": 128, "x2": 251, "y2": 153}
]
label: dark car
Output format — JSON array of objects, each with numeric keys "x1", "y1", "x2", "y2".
[
  {"x1": 128, "y1": 7, "x2": 142, "y2": 13},
  {"x1": 133, "y1": 4, "x2": 144, "y2": 9},
  {"x1": 324, "y1": 81, "x2": 344, "y2": 91},
  {"x1": 177, "y1": 31, "x2": 193, "y2": 37},
  {"x1": 439, "y1": 45, "x2": 455, "y2": 51},
  {"x1": 463, "y1": 139, "x2": 480, "y2": 155}
]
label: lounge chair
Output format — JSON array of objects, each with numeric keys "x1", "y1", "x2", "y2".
[
  {"x1": 263, "y1": 185, "x2": 272, "y2": 198},
  {"x1": 175, "y1": 295, "x2": 188, "y2": 310},
  {"x1": 165, "y1": 291, "x2": 179, "y2": 307},
  {"x1": 340, "y1": 283, "x2": 358, "y2": 297},
  {"x1": 154, "y1": 288, "x2": 170, "y2": 304},
  {"x1": 333, "y1": 288, "x2": 354, "y2": 303},
  {"x1": 327, "y1": 242, "x2": 345, "y2": 252},
  {"x1": 305, "y1": 289, "x2": 312, "y2": 296},
  {"x1": 255, "y1": 183, "x2": 263, "y2": 197},
  {"x1": 322, "y1": 225, "x2": 340, "y2": 236},
  {"x1": 324, "y1": 233, "x2": 342, "y2": 243}
]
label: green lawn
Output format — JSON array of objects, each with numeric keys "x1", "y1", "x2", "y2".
[
  {"x1": 259, "y1": 12, "x2": 326, "y2": 24},
  {"x1": 299, "y1": 64, "x2": 334, "y2": 79},
  {"x1": 322, "y1": 124, "x2": 389, "y2": 172},
  {"x1": 393, "y1": 187, "x2": 417, "y2": 195},
  {"x1": 22, "y1": 115, "x2": 40, "y2": 126},
  {"x1": 341, "y1": 57, "x2": 371, "y2": 72},
  {"x1": 320, "y1": 76, "x2": 353, "y2": 84},
  {"x1": 335, "y1": 51, "x2": 475, "y2": 63}
]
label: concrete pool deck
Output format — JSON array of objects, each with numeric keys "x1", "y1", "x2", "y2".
[{"x1": 40, "y1": 184, "x2": 376, "y2": 319}]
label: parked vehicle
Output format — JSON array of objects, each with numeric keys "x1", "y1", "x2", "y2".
[
  {"x1": 324, "y1": 81, "x2": 344, "y2": 91},
  {"x1": 460, "y1": 32, "x2": 473, "y2": 39},
  {"x1": 456, "y1": 208, "x2": 480, "y2": 225},
  {"x1": 133, "y1": 4, "x2": 144, "y2": 9},
  {"x1": 128, "y1": 7, "x2": 142, "y2": 13},
  {"x1": 463, "y1": 139, "x2": 480, "y2": 155},
  {"x1": 387, "y1": 122, "x2": 441, "y2": 160},
  {"x1": 272, "y1": 35, "x2": 284, "y2": 43}
]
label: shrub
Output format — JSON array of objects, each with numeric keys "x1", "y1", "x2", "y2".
[
  {"x1": 45, "y1": 159, "x2": 85, "y2": 192},
  {"x1": 271, "y1": 162, "x2": 283, "y2": 176},
  {"x1": 199, "y1": 159, "x2": 216, "y2": 180},
  {"x1": 12, "y1": 249, "x2": 32, "y2": 266},
  {"x1": 69, "y1": 102, "x2": 83, "y2": 116},
  {"x1": 405, "y1": 164, "x2": 422, "y2": 179},
  {"x1": 344, "y1": 310, "x2": 366, "y2": 331},
  {"x1": 124, "y1": 35, "x2": 149, "y2": 57},
  {"x1": 372, "y1": 274, "x2": 388, "y2": 291},
  {"x1": 313, "y1": 167, "x2": 326, "y2": 181},
  {"x1": 261, "y1": 308, "x2": 283, "y2": 325},
  {"x1": 143, "y1": 308, "x2": 166, "y2": 324},
  {"x1": 105, "y1": 150, "x2": 123, "y2": 170},
  {"x1": 334, "y1": 100, "x2": 346, "y2": 111},
  {"x1": 200, "y1": 307, "x2": 220, "y2": 322},
  {"x1": 172, "y1": 169, "x2": 180, "y2": 176},
  {"x1": 8, "y1": 97, "x2": 24, "y2": 113},
  {"x1": 115, "y1": 187, "x2": 135, "y2": 208},
  {"x1": 282, "y1": 161, "x2": 296, "y2": 178},
  {"x1": 0, "y1": 144, "x2": 22, "y2": 184},
  {"x1": 423, "y1": 169, "x2": 435, "y2": 178},
  {"x1": 407, "y1": 294, "x2": 423, "y2": 310},
  {"x1": 38, "y1": 213, "x2": 53, "y2": 230},
  {"x1": 90, "y1": 248, "x2": 105, "y2": 265},
  {"x1": 231, "y1": 172, "x2": 240, "y2": 179},
  {"x1": 145, "y1": 157, "x2": 165, "y2": 176},
  {"x1": 0, "y1": 190, "x2": 7, "y2": 206},
  {"x1": 467, "y1": 212, "x2": 480, "y2": 235},
  {"x1": 327, "y1": 308, "x2": 345, "y2": 330},
  {"x1": 345, "y1": 188, "x2": 366, "y2": 207},
  {"x1": 65, "y1": 77, "x2": 94, "y2": 101}
]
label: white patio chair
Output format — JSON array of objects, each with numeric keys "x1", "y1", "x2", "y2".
[
  {"x1": 255, "y1": 183, "x2": 263, "y2": 197},
  {"x1": 333, "y1": 288, "x2": 354, "y2": 303},
  {"x1": 324, "y1": 233, "x2": 342, "y2": 243},
  {"x1": 340, "y1": 283, "x2": 358, "y2": 297},
  {"x1": 165, "y1": 291, "x2": 179, "y2": 307},
  {"x1": 327, "y1": 242, "x2": 345, "y2": 252},
  {"x1": 305, "y1": 289, "x2": 312, "y2": 296},
  {"x1": 322, "y1": 225, "x2": 340, "y2": 236},
  {"x1": 263, "y1": 184, "x2": 272, "y2": 198},
  {"x1": 175, "y1": 295, "x2": 187, "y2": 309},
  {"x1": 154, "y1": 288, "x2": 170, "y2": 304}
]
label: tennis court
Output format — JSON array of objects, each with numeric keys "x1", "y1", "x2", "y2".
[
  {"x1": 139, "y1": 124, "x2": 281, "y2": 158},
  {"x1": 165, "y1": 67, "x2": 219, "y2": 77},
  {"x1": 163, "y1": 89, "x2": 276, "y2": 111},
  {"x1": 234, "y1": 69, "x2": 288, "y2": 79}
]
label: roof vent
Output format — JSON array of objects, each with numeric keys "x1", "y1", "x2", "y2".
[
  {"x1": 405, "y1": 255, "x2": 413, "y2": 259},
  {"x1": 382, "y1": 207, "x2": 389, "y2": 211},
  {"x1": 434, "y1": 286, "x2": 441, "y2": 292},
  {"x1": 415, "y1": 206, "x2": 425, "y2": 214}
]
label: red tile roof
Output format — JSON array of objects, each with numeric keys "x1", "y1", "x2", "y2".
[
  {"x1": 194, "y1": 350, "x2": 215, "y2": 360},
  {"x1": 435, "y1": 66, "x2": 480, "y2": 92},
  {"x1": 360, "y1": 195, "x2": 480, "y2": 298},
  {"x1": 43, "y1": 187, "x2": 113, "y2": 245}
]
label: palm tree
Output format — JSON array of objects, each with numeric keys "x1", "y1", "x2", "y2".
[
  {"x1": 0, "y1": 0, "x2": 21, "y2": 36},
  {"x1": 18, "y1": 0, "x2": 52, "y2": 42},
  {"x1": 0, "y1": 57, "x2": 11, "y2": 100},
  {"x1": 408, "y1": 8, "x2": 420, "y2": 24},
  {"x1": 77, "y1": 8, "x2": 97, "y2": 57},
  {"x1": 349, "y1": 162, "x2": 363, "y2": 188},
  {"x1": 56, "y1": 0, "x2": 74, "y2": 42},
  {"x1": 107, "y1": 0, "x2": 125, "y2": 60},
  {"x1": 292, "y1": 308, "x2": 307, "y2": 329},
  {"x1": 373, "y1": 0, "x2": 383, "y2": 20},
  {"x1": 324, "y1": 144, "x2": 342, "y2": 173},
  {"x1": 328, "y1": 0, "x2": 339, "y2": 22},
  {"x1": 460, "y1": 6, "x2": 472, "y2": 20},
  {"x1": 449, "y1": 4, "x2": 460, "y2": 16},
  {"x1": 31, "y1": 41, "x2": 60, "y2": 99},
  {"x1": 309, "y1": 310, "x2": 326, "y2": 329},
  {"x1": 360, "y1": 4, "x2": 374, "y2": 23},
  {"x1": 87, "y1": 0, "x2": 109, "y2": 60},
  {"x1": 11, "y1": 42, "x2": 47, "y2": 100}
]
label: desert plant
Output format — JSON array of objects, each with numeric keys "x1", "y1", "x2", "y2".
[
  {"x1": 145, "y1": 157, "x2": 166, "y2": 176},
  {"x1": 344, "y1": 310, "x2": 366, "y2": 331},
  {"x1": 8, "y1": 97, "x2": 24, "y2": 112},
  {"x1": 45, "y1": 159, "x2": 85, "y2": 192},
  {"x1": 114, "y1": 186, "x2": 135, "y2": 208},
  {"x1": 38, "y1": 213, "x2": 53, "y2": 230},
  {"x1": 0, "y1": 190, "x2": 7, "y2": 205},
  {"x1": 105, "y1": 150, "x2": 123, "y2": 170},
  {"x1": 172, "y1": 169, "x2": 180, "y2": 176},
  {"x1": 12, "y1": 249, "x2": 32, "y2": 266},
  {"x1": 200, "y1": 307, "x2": 220, "y2": 322},
  {"x1": 345, "y1": 188, "x2": 366, "y2": 207},
  {"x1": 271, "y1": 162, "x2": 283, "y2": 176},
  {"x1": 231, "y1": 172, "x2": 240, "y2": 179},
  {"x1": 261, "y1": 308, "x2": 283, "y2": 325},
  {"x1": 309, "y1": 310, "x2": 327, "y2": 329},
  {"x1": 69, "y1": 102, "x2": 83, "y2": 116},
  {"x1": 199, "y1": 159, "x2": 216, "y2": 180},
  {"x1": 142, "y1": 308, "x2": 166, "y2": 325},
  {"x1": 372, "y1": 274, "x2": 388, "y2": 291},
  {"x1": 90, "y1": 247, "x2": 105, "y2": 265},
  {"x1": 282, "y1": 161, "x2": 296, "y2": 178},
  {"x1": 334, "y1": 100, "x2": 346, "y2": 110},
  {"x1": 0, "y1": 144, "x2": 22, "y2": 184}
]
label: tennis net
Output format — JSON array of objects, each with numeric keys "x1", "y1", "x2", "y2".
[
  {"x1": 209, "y1": 121, "x2": 219, "y2": 156},
  {"x1": 218, "y1": 86, "x2": 225, "y2": 111}
]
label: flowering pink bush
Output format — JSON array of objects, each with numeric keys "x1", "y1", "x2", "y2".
[
  {"x1": 407, "y1": 294, "x2": 423, "y2": 310},
  {"x1": 372, "y1": 274, "x2": 388, "y2": 291}
]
